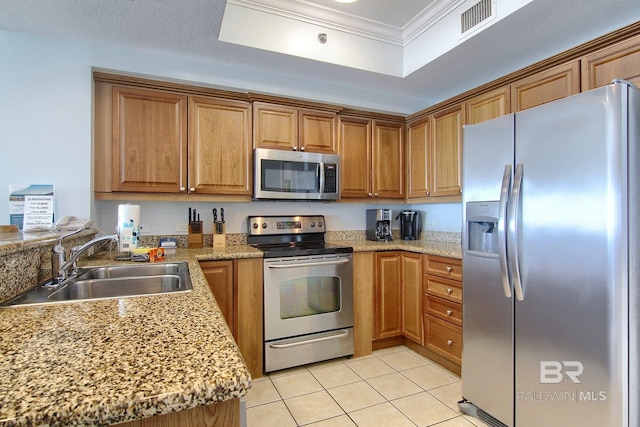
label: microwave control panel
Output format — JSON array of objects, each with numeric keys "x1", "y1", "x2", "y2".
[{"x1": 324, "y1": 164, "x2": 337, "y2": 193}]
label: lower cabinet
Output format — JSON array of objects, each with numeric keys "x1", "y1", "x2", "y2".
[
  {"x1": 423, "y1": 255, "x2": 463, "y2": 366},
  {"x1": 200, "y1": 258, "x2": 264, "y2": 378},
  {"x1": 401, "y1": 252, "x2": 423, "y2": 345},
  {"x1": 369, "y1": 251, "x2": 462, "y2": 373}
]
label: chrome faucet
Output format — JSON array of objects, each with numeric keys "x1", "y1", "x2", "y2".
[{"x1": 51, "y1": 230, "x2": 118, "y2": 285}]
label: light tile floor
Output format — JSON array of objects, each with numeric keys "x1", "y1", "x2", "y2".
[{"x1": 245, "y1": 345, "x2": 491, "y2": 427}]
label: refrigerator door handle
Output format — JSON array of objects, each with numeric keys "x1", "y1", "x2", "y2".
[
  {"x1": 498, "y1": 164, "x2": 512, "y2": 298},
  {"x1": 508, "y1": 163, "x2": 525, "y2": 301}
]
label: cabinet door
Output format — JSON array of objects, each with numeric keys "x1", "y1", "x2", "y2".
[
  {"x1": 253, "y1": 102, "x2": 298, "y2": 150},
  {"x1": 581, "y1": 34, "x2": 640, "y2": 90},
  {"x1": 112, "y1": 86, "x2": 187, "y2": 193},
  {"x1": 353, "y1": 251, "x2": 375, "y2": 357},
  {"x1": 200, "y1": 260, "x2": 235, "y2": 336},
  {"x1": 402, "y1": 252, "x2": 423, "y2": 345},
  {"x1": 465, "y1": 86, "x2": 511, "y2": 125},
  {"x1": 375, "y1": 251, "x2": 402, "y2": 339},
  {"x1": 431, "y1": 105, "x2": 463, "y2": 197},
  {"x1": 407, "y1": 118, "x2": 431, "y2": 198},
  {"x1": 339, "y1": 117, "x2": 372, "y2": 198},
  {"x1": 235, "y1": 258, "x2": 264, "y2": 379},
  {"x1": 299, "y1": 110, "x2": 338, "y2": 154},
  {"x1": 189, "y1": 97, "x2": 252, "y2": 195},
  {"x1": 511, "y1": 61, "x2": 580, "y2": 111},
  {"x1": 372, "y1": 121, "x2": 405, "y2": 198}
]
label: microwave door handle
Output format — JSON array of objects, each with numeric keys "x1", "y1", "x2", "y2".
[{"x1": 317, "y1": 163, "x2": 324, "y2": 193}]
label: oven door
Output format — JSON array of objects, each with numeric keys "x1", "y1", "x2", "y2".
[{"x1": 263, "y1": 254, "x2": 353, "y2": 341}]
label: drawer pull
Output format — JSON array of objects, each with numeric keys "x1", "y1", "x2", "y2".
[
  {"x1": 446, "y1": 266, "x2": 453, "y2": 272},
  {"x1": 447, "y1": 339, "x2": 454, "y2": 346},
  {"x1": 446, "y1": 310, "x2": 453, "y2": 316},
  {"x1": 447, "y1": 288, "x2": 453, "y2": 294}
]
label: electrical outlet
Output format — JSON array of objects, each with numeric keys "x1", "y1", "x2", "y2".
[
  {"x1": 177, "y1": 223, "x2": 188, "y2": 232},
  {"x1": 139, "y1": 223, "x2": 150, "y2": 234}
]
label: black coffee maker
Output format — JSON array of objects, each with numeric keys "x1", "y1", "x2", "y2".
[{"x1": 398, "y1": 210, "x2": 422, "y2": 240}]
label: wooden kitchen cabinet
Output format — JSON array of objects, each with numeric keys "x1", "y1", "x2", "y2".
[
  {"x1": 406, "y1": 118, "x2": 431, "y2": 198},
  {"x1": 340, "y1": 117, "x2": 404, "y2": 199},
  {"x1": 465, "y1": 86, "x2": 511, "y2": 125},
  {"x1": 200, "y1": 260, "x2": 234, "y2": 335},
  {"x1": 200, "y1": 258, "x2": 264, "y2": 378},
  {"x1": 353, "y1": 251, "x2": 375, "y2": 357},
  {"x1": 511, "y1": 60, "x2": 580, "y2": 112},
  {"x1": 374, "y1": 251, "x2": 422, "y2": 343},
  {"x1": 253, "y1": 102, "x2": 338, "y2": 154},
  {"x1": 402, "y1": 252, "x2": 423, "y2": 345},
  {"x1": 581, "y1": 34, "x2": 640, "y2": 90},
  {"x1": 423, "y1": 255, "x2": 462, "y2": 366},
  {"x1": 95, "y1": 80, "x2": 252, "y2": 197},
  {"x1": 188, "y1": 97, "x2": 252, "y2": 195},
  {"x1": 407, "y1": 103, "x2": 465, "y2": 200},
  {"x1": 430, "y1": 104, "x2": 463, "y2": 197},
  {"x1": 111, "y1": 86, "x2": 188, "y2": 193},
  {"x1": 375, "y1": 251, "x2": 402, "y2": 339}
]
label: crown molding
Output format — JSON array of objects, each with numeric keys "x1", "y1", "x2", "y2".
[{"x1": 228, "y1": 0, "x2": 464, "y2": 46}]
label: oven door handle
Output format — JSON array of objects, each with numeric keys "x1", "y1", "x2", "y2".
[
  {"x1": 267, "y1": 258, "x2": 351, "y2": 268},
  {"x1": 268, "y1": 329, "x2": 351, "y2": 349}
]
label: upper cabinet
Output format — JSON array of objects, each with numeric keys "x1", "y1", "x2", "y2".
[
  {"x1": 110, "y1": 86, "x2": 188, "y2": 193},
  {"x1": 253, "y1": 102, "x2": 338, "y2": 154},
  {"x1": 406, "y1": 118, "x2": 430, "y2": 198},
  {"x1": 189, "y1": 97, "x2": 253, "y2": 195},
  {"x1": 95, "y1": 78, "x2": 252, "y2": 198},
  {"x1": 465, "y1": 86, "x2": 511, "y2": 125},
  {"x1": 511, "y1": 61, "x2": 580, "y2": 112},
  {"x1": 430, "y1": 104, "x2": 463, "y2": 197},
  {"x1": 581, "y1": 34, "x2": 640, "y2": 90},
  {"x1": 340, "y1": 116, "x2": 404, "y2": 199},
  {"x1": 407, "y1": 103, "x2": 465, "y2": 200}
]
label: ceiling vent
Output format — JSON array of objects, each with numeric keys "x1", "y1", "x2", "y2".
[{"x1": 459, "y1": 0, "x2": 496, "y2": 38}]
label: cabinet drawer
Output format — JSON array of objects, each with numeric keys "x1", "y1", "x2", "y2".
[
  {"x1": 424, "y1": 295, "x2": 462, "y2": 326},
  {"x1": 424, "y1": 255, "x2": 462, "y2": 281},
  {"x1": 424, "y1": 275, "x2": 462, "y2": 304},
  {"x1": 424, "y1": 314, "x2": 462, "y2": 364}
]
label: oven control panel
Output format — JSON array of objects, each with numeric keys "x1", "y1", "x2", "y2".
[{"x1": 248, "y1": 215, "x2": 325, "y2": 235}]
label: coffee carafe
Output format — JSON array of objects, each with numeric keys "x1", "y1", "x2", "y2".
[
  {"x1": 366, "y1": 209, "x2": 393, "y2": 241},
  {"x1": 398, "y1": 210, "x2": 422, "y2": 241}
]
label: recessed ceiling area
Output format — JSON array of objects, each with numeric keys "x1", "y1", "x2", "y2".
[
  {"x1": 0, "y1": 0, "x2": 638, "y2": 113},
  {"x1": 219, "y1": 0, "x2": 533, "y2": 77}
]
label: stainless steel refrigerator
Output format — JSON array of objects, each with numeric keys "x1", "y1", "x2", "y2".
[{"x1": 459, "y1": 80, "x2": 639, "y2": 427}]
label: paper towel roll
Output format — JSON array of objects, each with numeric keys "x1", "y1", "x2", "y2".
[{"x1": 117, "y1": 204, "x2": 140, "y2": 252}]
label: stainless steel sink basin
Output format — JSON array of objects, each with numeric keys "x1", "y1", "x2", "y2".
[
  {"x1": 74, "y1": 263, "x2": 182, "y2": 280},
  {"x1": 1, "y1": 262, "x2": 192, "y2": 307}
]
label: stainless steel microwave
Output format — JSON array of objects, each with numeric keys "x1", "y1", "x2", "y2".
[{"x1": 253, "y1": 148, "x2": 340, "y2": 201}]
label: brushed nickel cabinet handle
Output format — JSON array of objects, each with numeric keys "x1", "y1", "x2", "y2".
[
  {"x1": 446, "y1": 266, "x2": 453, "y2": 272},
  {"x1": 447, "y1": 339, "x2": 454, "y2": 346},
  {"x1": 446, "y1": 310, "x2": 453, "y2": 315},
  {"x1": 447, "y1": 288, "x2": 453, "y2": 294}
]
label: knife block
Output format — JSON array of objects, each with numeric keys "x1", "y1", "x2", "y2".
[
  {"x1": 188, "y1": 222, "x2": 203, "y2": 249},
  {"x1": 213, "y1": 222, "x2": 226, "y2": 248}
]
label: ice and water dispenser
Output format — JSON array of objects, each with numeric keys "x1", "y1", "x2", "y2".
[{"x1": 466, "y1": 201, "x2": 499, "y2": 255}]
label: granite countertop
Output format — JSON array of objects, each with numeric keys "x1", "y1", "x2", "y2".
[
  {"x1": 0, "y1": 233, "x2": 459, "y2": 426},
  {"x1": 0, "y1": 246, "x2": 262, "y2": 427},
  {"x1": 330, "y1": 239, "x2": 462, "y2": 259}
]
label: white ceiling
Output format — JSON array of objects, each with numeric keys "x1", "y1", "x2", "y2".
[{"x1": 0, "y1": 0, "x2": 639, "y2": 113}]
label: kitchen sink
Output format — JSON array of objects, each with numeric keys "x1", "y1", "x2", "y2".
[
  {"x1": 74, "y1": 263, "x2": 183, "y2": 280},
  {"x1": 1, "y1": 262, "x2": 192, "y2": 307}
]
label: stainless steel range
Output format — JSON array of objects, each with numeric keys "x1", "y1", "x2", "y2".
[{"x1": 247, "y1": 215, "x2": 354, "y2": 373}]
